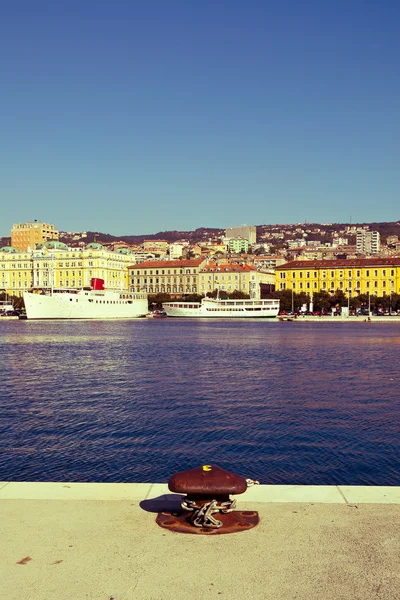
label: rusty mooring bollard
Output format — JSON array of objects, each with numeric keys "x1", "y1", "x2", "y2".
[{"x1": 156, "y1": 464, "x2": 259, "y2": 534}]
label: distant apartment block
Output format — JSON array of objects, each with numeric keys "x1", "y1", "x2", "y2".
[
  {"x1": 169, "y1": 243, "x2": 187, "y2": 259},
  {"x1": 288, "y1": 239, "x2": 306, "y2": 249},
  {"x1": 227, "y1": 237, "x2": 249, "y2": 254},
  {"x1": 225, "y1": 225, "x2": 256, "y2": 245},
  {"x1": 356, "y1": 230, "x2": 380, "y2": 255},
  {"x1": 11, "y1": 221, "x2": 59, "y2": 252},
  {"x1": 332, "y1": 237, "x2": 349, "y2": 247}
]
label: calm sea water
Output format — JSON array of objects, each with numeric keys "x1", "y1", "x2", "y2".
[{"x1": 1, "y1": 319, "x2": 399, "y2": 485}]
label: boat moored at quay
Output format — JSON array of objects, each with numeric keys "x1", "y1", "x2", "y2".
[
  {"x1": 162, "y1": 296, "x2": 280, "y2": 318},
  {"x1": 23, "y1": 278, "x2": 148, "y2": 320}
]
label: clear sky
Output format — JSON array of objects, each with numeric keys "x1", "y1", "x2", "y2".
[{"x1": 1, "y1": 0, "x2": 399, "y2": 236}]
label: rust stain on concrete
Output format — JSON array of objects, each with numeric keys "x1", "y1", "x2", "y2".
[{"x1": 16, "y1": 556, "x2": 32, "y2": 565}]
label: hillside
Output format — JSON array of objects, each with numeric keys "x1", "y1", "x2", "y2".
[{"x1": 2, "y1": 220, "x2": 400, "y2": 249}]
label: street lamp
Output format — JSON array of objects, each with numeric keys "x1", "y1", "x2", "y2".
[
  {"x1": 291, "y1": 286, "x2": 294, "y2": 313},
  {"x1": 347, "y1": 278, "x2": 351, "y2": 317}
]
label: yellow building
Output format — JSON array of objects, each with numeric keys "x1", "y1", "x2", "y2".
[
  {"x1": 199, "y1": 262, "x2": 260, "y2": 297},
  {"x1": 11, "y1": 221, "x2": 59, "y2": 251},
  {"x1": 129, "y1": 259, "x2": 272, "y2": 298},
  {"x1": 275, "y1": 258, "x2": 400, "y2": 298},
  {"x1": 0, "y1": 242, "x2": 134, "y2": 297},
  {"x1": 129, "y1": 259, "x2": 204, "y2": 295},
  {"x1": 0, "y1": 247, "x2": 32, "y2": 296}
]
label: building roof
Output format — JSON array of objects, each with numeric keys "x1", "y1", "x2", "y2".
[
  {"x1": 143, "y1": 239, "x2": 169, "y2": 244},
  {"x1": 201, "y1": 262, "x2": 255, "y2": 273},
  {"x1": 0, "y1": 246, "x2": 18, "y2": 253},
  {"x1": 86, "y1": 242, "x2": 104, "y2": 249},
  {"x1": 130, "y1": 259, "x2": 204, "y2": 269},
  {"x1": 114, "y1": 247, "x2": 133, "y2": 255},
  {"x1": 275, "y1": 257, "x2": 400, "y2": 270}
]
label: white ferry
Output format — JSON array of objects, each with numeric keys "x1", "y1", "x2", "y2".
[
  {"x1": 23, "y1": 278, "x2": 148, "y2": 320},
  {"x1": 162, "y1": 296, "x2": 280, "y2": 318}
]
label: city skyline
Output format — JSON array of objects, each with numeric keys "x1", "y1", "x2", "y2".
[{"x1": 1, "y1": 1, "x2": 399, "y2": 236}]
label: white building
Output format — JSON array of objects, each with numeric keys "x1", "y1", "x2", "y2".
[
  {"x1": 356, "y1": 230, "x2": 380, "y2": 255},
  {"x1": 225, "y1": 225, "x2": 256, "y2": 245},
  {"x1": 169, "y1": 243, "x2": 188, "y2": 259}
]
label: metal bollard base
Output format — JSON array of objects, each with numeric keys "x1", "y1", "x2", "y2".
[{"x1": 156, "y1": 510, "x2": 259, "y2": 535}]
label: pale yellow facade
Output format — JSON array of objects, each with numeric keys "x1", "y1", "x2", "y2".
[
  {"x1": 129, "y1": 259, "x2": 204, "y2": 294},
  {"x1": 275, "y1": 259, "x2": 400, "y2": 297},
  {"x1": 129, "y1": 259, "x2": 270, "y2": 298},
  {"x1": 0, "y1": 242, "x2": 134, "y2": 297},
  {"x1": 11, "y1": 222, "x2": 59, "y2": 252},
  {"x1": 199, "y1": 263, "x2": 273, "y2": 298}
]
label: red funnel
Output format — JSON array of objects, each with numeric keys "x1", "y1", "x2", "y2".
[{"x1": 91, "y1": 278, "x2": 105, "y2": 290}]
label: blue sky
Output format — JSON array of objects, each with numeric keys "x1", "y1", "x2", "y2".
[{"x1": 1, "y1": 0, "x2": 399, "y2": 236}]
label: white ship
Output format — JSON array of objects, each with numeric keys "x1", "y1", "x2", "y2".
[
  {"x1": 162, "y1": 296, "x2": 280, "y2": 318},
  {"x1": 23, "y1": 278, "x2": 148, "y2": 320}
]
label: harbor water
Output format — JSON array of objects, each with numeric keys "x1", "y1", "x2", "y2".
[{"x1": 1, "y1": 319, "x2": 399, "y2": 485}]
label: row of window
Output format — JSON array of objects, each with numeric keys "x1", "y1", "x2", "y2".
[
  {"x1": 280, "y1": 280, "x2": 396, "y2": 291},
  {"x1": 134, "y1": 269, "x2": 195, "y2": 275},
  {"x1": 134, "y1": 287, "x2": 197, "y2": 293},
  {"x1": 199, "y1": 284, "x2": 246, "y2": 290},
  {"x1": 281, "y1": 268, "x2": 396, "y2": 279}
]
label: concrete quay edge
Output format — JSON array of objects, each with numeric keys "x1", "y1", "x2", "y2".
[
  {"x1": 278, "y1": 315, "x2": 400, "y2": 322},
  {"x1": 0, "y1": 481, "x2": 399, "y2": 504}
]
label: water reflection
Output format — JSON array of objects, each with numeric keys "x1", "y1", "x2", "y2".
[{"x1": 0, "y1": 320, "x2": 399, "y2": 485}]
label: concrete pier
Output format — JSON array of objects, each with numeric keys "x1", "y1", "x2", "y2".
[{"x1": 1, "y1": 482, "x2": 399, "y2": 600}]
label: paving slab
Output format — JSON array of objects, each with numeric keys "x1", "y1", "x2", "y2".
[
  {"x1": 0, "y1": 482, "x2": 152, "y2": 501},
  {"x1": 339, "y1": 485, "x2": 400, "y2": 504},
  {"x1": 1, "y1": 488, "x2": 400, "y2": 600},
  {"x1": 240, "y1": 484, "x2": 345, "y2": 503}
]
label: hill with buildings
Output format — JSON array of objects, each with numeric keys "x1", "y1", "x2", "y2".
[
  {"x1": 57, "y1": 221, "x2": 400, "y2": 251},
  {"x1": 2, "y1": 221, "x2": 400, "y2": 251}
]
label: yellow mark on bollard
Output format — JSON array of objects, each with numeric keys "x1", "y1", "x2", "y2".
[{"x1": 202, "y1": 465, "x2": 212, "y2": 472}]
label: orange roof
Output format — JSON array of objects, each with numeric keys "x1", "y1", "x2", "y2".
[
  {"x1": 201, "y1": 262, "x2": 255, "y2": 273},
  {"x1": 129, "y1": 259, "x2": 204, "y2": 269},
  {"x1": 143, "y1": 239, "x2": 169, "y2": 243},
  {"x1": 276, "y1": 257, "x2": 400, "y2": 270}
]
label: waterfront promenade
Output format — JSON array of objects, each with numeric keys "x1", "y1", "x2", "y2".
[{"x1": 1, "y1": 482, "x2": 399, "y2": 600}]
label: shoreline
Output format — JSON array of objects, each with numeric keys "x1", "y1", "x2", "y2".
[
  {"x1": 278, "y1": 315, "x2": 400, "y2": 322},
  {"x1": 1, "y1": 481, "x2": 399, "y2": 503}
]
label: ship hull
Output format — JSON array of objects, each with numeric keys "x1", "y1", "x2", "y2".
[
  {"x1": 23, "y1": 290, "x2": 148, "y2": 320},
  {"x1": 163, "y1": 298, "x2": 280, "y2": 318}
]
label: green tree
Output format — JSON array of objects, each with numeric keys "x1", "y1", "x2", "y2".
[
  {"x1": 330, "y1": 290, "x2": 347, "y2": 308},
  {"x1": 312, "y1": 291, "x2": 331, "y2": 311}
]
